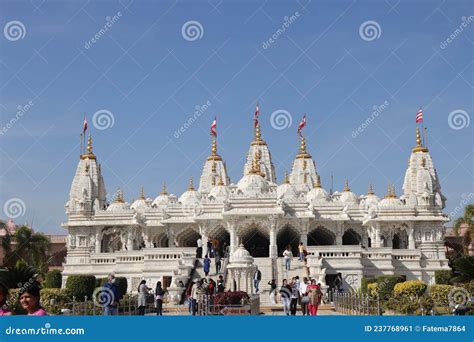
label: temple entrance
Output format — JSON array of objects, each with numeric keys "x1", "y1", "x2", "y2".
[
  {"x1": 277, "y1": 225, "x2": 300, "y2": 256},
  {"x1": 175, "y1": 227, "x2": 201, "y2": 247},
  {"x1": 241, "y1": 229, "x2": 269, "y2": 257},
  {"x1": 207, "y1": 225, "x2": 230, "y2": 257},
  {"x1": 342, "y1": 229, "x2": 361, "y2": 245},
  {"x1": 393, "y1": 231, "x2": 408, "y2": 249},
  {"x1": 308, "y1": 226, "x2": 335, "y2": 246}
]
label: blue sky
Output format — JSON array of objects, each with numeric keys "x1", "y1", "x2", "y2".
[{"x1": 0, "y1": 0, "x2": 472, "y2": 234}]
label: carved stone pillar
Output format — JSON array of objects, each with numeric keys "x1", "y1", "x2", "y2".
[
  {"x1": 336, "y1": 222, "x2": 343, "y2": 245},
  {"x1": 374, "y1": 224, "x2": 381, "y2": 248},
  {"x1": 227, "y1": 221, "x2": 237, "y2": 254},
  {"x1": 408, "y1": 228, "x2": 415, "y2": 249},
  {"x1": 95, "y1": 229, "x2": 101, "y2": 253},
  {"x1": 127, "y1": 229, "x2": 134, "y2": 251}
]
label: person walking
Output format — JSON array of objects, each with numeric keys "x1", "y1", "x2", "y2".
[
  {"x1": 155, "y1": 281, "x2": 165, "y2": 316},
  {"x1": 196, "y1": 238, "x2": 203, "y2": 258},
  {"x1": 299, "y1": 277, "x2": 309, "y2": 316},
  {"x1": 190, "y1": 279, "x2": 201, "y2": 316},
  {"x1": 268, "y1": 279, "x2": 277, "y2": 305},
  {"x1": 298, "y1": 242, "x2": 305, "y2": 262},
  {"x1": 203, "y1": 255, "x2": 211, "y2": 276},
  {"x1": 103, "y1": 273, "x2": 120, "y2": 315},
  {"x1": 217, "y1": 275, "x2": 225, "y2": 293},
  {"x1": 283, "y1": 246, "x2": 293, "y2": 271},
  {"x1": 279, "y1": 279, "x2": 292, "y2": 315},
  {"x1": 253, "y1": 266, "x2": 262, "y2": 293},
  {"x1": 307, "y1": 279, "x2": 322, "y2": 316},
  {"x1": 215, "y1": 251, "x2": 222, "y2": 274},
  {"x1": 290, "y1": 278, "x2": 299, "y2": 315},
  {"x1": 137, "y1": 280, "x2": 149, "y2": 315}
]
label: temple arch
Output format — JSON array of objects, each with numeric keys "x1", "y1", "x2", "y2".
[
  {"x1": 342, "y1": 228, "x2": 361, "y2": 245},
  {"x1": 207, "y1": 225, "x2": 230, "y2": 256},
  {"x1": 277, "y1": 224, "x2": 300, "y2": 256},
  {"x1": 393, "y1": 230, "x2": 408, "y2": 249},
  {"x1": 308, "y1": 226, "x2": 335, "y2": 246},
  {"x1": 238, "y1": 224, "x2": 269, "y2": 257},
  {"x1": 175, "y1": 227, "x2": 200, "y2": 247}
]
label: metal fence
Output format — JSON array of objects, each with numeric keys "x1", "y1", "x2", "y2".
[
  {"x1": 195, "y1": 294, "x2": 260, "y2": 316},
  {"x1": 333, "y1": 291, "x2": 382, "y2": 315},
  {"x1": 61, "y1": 295, "x2": 153, "y2": 316}
]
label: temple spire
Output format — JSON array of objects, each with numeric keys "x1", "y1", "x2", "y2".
[
  {"x1": 296, "y1": 135, "x2": 312, "y2": 159},
  {"x1": 188, "y1": 176, "x2": 195, "y2": 191},
  {"x1": 283, "y1": 170, "x2": 290, "y2": 184},
  {"x1": 139, "y1": 186, "x2": 145, "y2": 200},
  {"x1": 314, "y1": 174, "x2": 321, "y2": 188},
  {"x1": 412, "y1": 127, "x2": 428, "y2": 153},
  {"x1": 160, "y1": 182, "x2": 168, "y2": 195},
  {"x1": 251, "y1": 123, "x2": 267, "y2": 146},
  {"x1": 368, "y1": 183, "x2": 374, "y2": 195},
  {"x1": 344, "y1": 179, "x2": 350, "y2": 192},
  {"x1": 81, "y1": 134, "x2": 96, "y2": 160},
  {"x1": 115, "y1": 188, "x2": 124, "y2": 203},
  {"x1": 385, "y1": 182, "x2": 396, "y2": 198},
  {"x1": 208, "y1": 138, "x2": 222, "y2": 161},
  {"x1": 249, "y1": 150, "x2": 264, "y2": 176}
]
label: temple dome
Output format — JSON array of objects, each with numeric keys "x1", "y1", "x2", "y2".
[
  {"x1": 107, "y1": 200, "x2": 130, "y2": 212},
  {"x1": 229, "y1": 244, "x2": 253, "y2": 264},
  {"x1": 237, "y1": 174, "x2": 269, "y2": 195},
  {"x1": 277, "y1": 173, "x2": 298, "y2": 200},
  {"x1": 208, "y1": 182, "x2": 229, "y2": 202},
  {"x1": 378, "y1": 197, "x2": 404, "y2": 207},
  {"x1": 339, "y1": 181, "x2": 359, "y2": 204},
  {"x1": 307, "y1": 186, "x2": 329, "y2": 202},
  {"x1": 178, "y1": 177, "x2": 202, "y2": 208}
]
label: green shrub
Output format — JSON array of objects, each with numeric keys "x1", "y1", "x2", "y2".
[
  {"x1": 115, "y1": 277, "x2": 128, "y2": 299},
  {"x1": 6, "y1": 288, "x2": 22, "y2": 314},
  {"x1": 40, "y1": 288, "x2": 72, "y2": 314},
  {"x1": 428, "y1": 284, "x2": 453, "y2": 307},
  {"x1": 435, "y1": 270, "x2": 453, "y2": 285},
  {"x1": 44, "y1": 270, "x2": 62, "y2": 288},
  {"x1": 96, "y1": 277, "x2": 108, "y2": 288},
  {"x1": 361, "y1": 277, "x2": 375, "y2": 294},
  {"x1": 394, "y1": 280, "x2": 427, "y2": 298},
  {"x1": 65, "y1": 275, "x2": 96, "y2": 301},
  {"x1": 376, "y1": 276, "x2": 403, "y2": 300}
]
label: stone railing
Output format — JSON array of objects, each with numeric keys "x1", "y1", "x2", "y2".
[{"x1": 90, "y1": 247, "x2": 196, "y2": 265}]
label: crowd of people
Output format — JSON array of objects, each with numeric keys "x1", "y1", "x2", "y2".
[{"x1": 278, "y1": 277, "x2": 323, "y2": 316}]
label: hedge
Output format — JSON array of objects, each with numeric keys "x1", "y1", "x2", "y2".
[
  {"x1": 428, "y1": 284, "x2": 453, "y2": 307},
  {"x1": 377, "y1": 276, "x2": 404, "y2": 300},
  {"x1": 44, "y1": 270, "x2": 62, "y2": 288},
  {"x1": 40, "y1": 288, "x2": 72, "y2": 314},
  {"x1": 435, "y1": 270, "x2": 452, "y2": 285},
  {"x1": 65, "y1": 275, "x2": 96, "y2": 301},
  {"x1": 393, "y1": 280, "x2": 427, "y2": 298},
  {"x1": 95, "y1": 277, "x2": 128, "y2": 300},
  {"x1": 361, "y1": 277, "x2": 375, "y2": 294}
]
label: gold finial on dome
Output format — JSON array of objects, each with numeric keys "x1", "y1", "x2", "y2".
[
  {"x1": 412, "y1": 128, "x2": 428, "y2": 153},
  {"x1": 251, "y1": 123, "x2": 267, "y2": 146},
  {"x1": 188, "y1": 176, "x2": 195, "y2": 191},
  {"x1": 139, "y1": 186, "x2": 145, "y2": 200},
  {"x1": 344, "y1": 179, "x2": 350, "y2": 192},
  {"x1": 81, "y1": 134, "x2": 96, "y2": 160},
  {"x1": 368, "y1": 183, "x2": 374, "y2": 195},
  {"x1": 296, "y1": 135, "x2": 312, "y2": 159},
  {"x1": 160, "y1": 182, "x2": 168, "y2": 195},
  {"x1": 208, "y1": 138, "x2": 222, "y2": 161},
  {"x1": 315, "y1": 174, "x2": 321, "y2": 188},
  {"x1": 249, "y1": 150, "x2": 264, "y2": 176},
  {"x1": 283, "y1": 170, "x2": 290, "y2": 184},
  {"x1": 385, "y1": 182, "x2": 396, "y2": 198},
  {"x1": 115, "y1": 188, "x2": 124, "y2": 203}
]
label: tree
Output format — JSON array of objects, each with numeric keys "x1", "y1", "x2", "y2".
[
  {"x1": 0, "y1": 262, "x2": 39, "y2": 289},
  {"x1": 454, "y1": 204, "x2": 474, "y2": 256},
  {"x1": 2, "y1": 225, "x2": 51, "y2": 271}
]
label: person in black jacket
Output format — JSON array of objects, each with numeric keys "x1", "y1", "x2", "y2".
[
  {"x1": 253, "y1": 267, "x2": 262, "y2": 293},
  {"x1": 155, "y1": 281, "x2": 165, "y2": 316}
]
